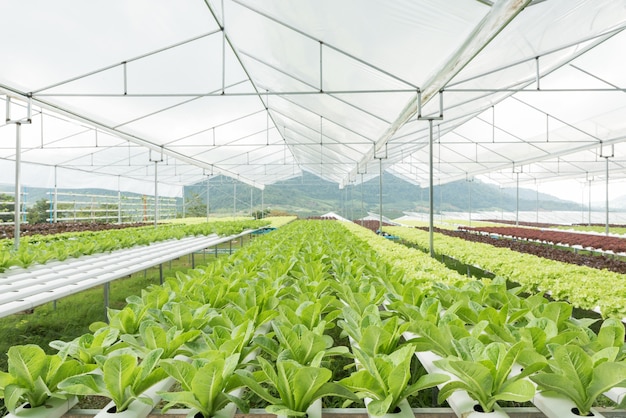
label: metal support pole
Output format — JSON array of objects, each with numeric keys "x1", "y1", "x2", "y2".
[
  {"x1": 192, "y1": 252, "x2": 195, "y2": 269},
  {"x1": 159, "y1": 263, "x2": 163, "y2": 285},
  {"x1": 606, "y1": 157, "x2": 610, "y2": 236},
  {"x1": 428, "y1": 120, "x2": 434, "y2": 258},
  {"x1": 587, "y1": 180, "x2": 591, "y2": 226},
  {"x1": 14, "y1": 123, "x2": 22, "y2": 250},
  {"x1": 154, "y1": 161, "x2": 158, "y2": 227},
  {"x1": 261, "y1": 188, "x2": 264, "y2": 219},
  {"x1": 515, "y1": 172, "x2": 520, "y2": 226},
  {"x1": 250, "y1": 188, "x2": 253, "y2": 217},
  {"x1": 378, "y1": 158, "x2": 383, "y2": 233},
  {"x1": 468, "y1": 178, "x2": 472, "y2": 227},
  {"x1": 53, "y1": 166, "x2": 58, "y2": 223}
]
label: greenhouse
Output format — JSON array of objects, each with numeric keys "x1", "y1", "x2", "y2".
[{"x1": 2, "y1": 0, "x2": 626, "y2": 417}]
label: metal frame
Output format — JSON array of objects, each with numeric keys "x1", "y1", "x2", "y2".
[{"x1": 1, "y1": 1, "x2": 626, "y2": 206}]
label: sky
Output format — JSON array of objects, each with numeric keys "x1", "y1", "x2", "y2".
[{"x1": 488, "y1": 176, "x2": 626, "y2": 207}]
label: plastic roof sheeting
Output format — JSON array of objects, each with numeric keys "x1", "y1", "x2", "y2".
[{"x1": 1, "y1": 0, "x2": 626, "y2": 196}]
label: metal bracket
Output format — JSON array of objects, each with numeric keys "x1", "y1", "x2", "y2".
[
  {"x1": 149, "y1": 147, "x2": 164, "y2": 162},
  {"x1": 5, "y1": 95, "x2": 33, "y2": 125},
  {"x1": 356, "y1": 162, "x2": 367, "y2": 175},
  {"x1": 599, "y1": 143, "x2": 614, "y2": 158},
  {"x1": 417, "y1": 90, "x2": 444, "y2": 121},
  {"x1": 374, "y1": 143, "x2": 388, "y2": 160}
]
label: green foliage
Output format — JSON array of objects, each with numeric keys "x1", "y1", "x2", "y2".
[
  {"x1": 0, "y1": 219, "x2": 265, "y2": 271},
  {"x1": 59, "y1": 348, "x2": 168, "y2": 412},
  {"x1": 150, "y1": 301, "x2": 216, "y2": 333},
  {"x1": 435, "y1": 340, "x2": 545, "y2": 413},
  {"x1": 0, "y1": 344, "x2": 95, "y2": 413},
  {"x1": 49, "y1": 326, "x2": 124, "y2": 364},
  {"x1": 531, "y1": 344, "x2": 626, "y2": 416},
  {"x1": 340, "y1": 345, "x2": 447, "y2": 416},
  {"x1": 237, "y1": 357, "x2": 356, "y2": 417},
  {"x1": 4, "y1": 219, "x2": 626, "y2": 417},
  {"x1": 386, "y1": 225, "x2": 626, "y2": 317},
  {"x1": 187, "y1": 320, "x2": 256, "y2": 362},
  {"x1": 26, "y1": 199, "x2": 50, "y2": 224},
  {"x1": 254, "y1": 323, "x2": 348, "y2": 367},
  {"x1": 120, "y1": 323, "x2": 201, "y2": 358},
  {"x1": 158, "y1": 352, "x2": 248, "y2": 418},
  {"x1": 338, "y1": 305, "x2": 409, "y2": 356}
]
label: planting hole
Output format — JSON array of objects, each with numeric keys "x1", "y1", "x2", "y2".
[
  {"x1": 473, "y1": 404, "x2": 487, "y2": 413},
  {"x1": 107, "y1": 405, "x2": 118, "y2": 414},
  {"x1": 571, "y1": 407, "x2": 594, "y2": 416}
]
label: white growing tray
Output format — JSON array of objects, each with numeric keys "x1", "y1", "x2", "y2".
[{"x1": 0, "y1": 230, "x2": 254, "y2": 318}]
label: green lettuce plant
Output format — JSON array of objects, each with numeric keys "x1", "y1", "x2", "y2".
[
  {"x1": 163, "y1": 265, "x2": 239, "y2": 308},
  {"x1": 389, "y1": 296, "x2": 443, "y2": 325},
  {"x1": 275, "y1": 298, "x2": 342, "y2": 331},
  {"x1": 120, "y1": 322, "x2": 201, "y2": 358},
  {"x1": 0, "y1": 249, "x2": 16, "y2": 272},
  {"x1": 150, "y1": 301, "x2": 216, "y2": 333},
  {"x1": 435, "y1": 339, "x2": 545, "y2": 413},
  {"x1": 409, "y1": 317, "x2": 473, "y2": 357},
  {"x1": 158, "y1": 352, "x2": 248, "y2": 418},
  {"x1": 253, "y1": 322, "x2": 348, "y2": 367},
  {"x1": 187, "y1": 320, "x2": 256, "y2": 361},
  {"x1": 340, "y1": 345, "x2": 447, "y2": 416},
  {"x1": 225, "y1": 280, "x2": 280, "y2": 327},
  {"x1": 0, "y1": 344, "x2": 95, "y2": 413},
  {"x1": 338, "y1": 305, "x2": 409, "y2": 356},
  {"x1": 94, "y1": 303, "x2": 152, "y2": 335},
  {"x1": 332, "y1": 282, "x2": 386, "y2": 316},
  {"x1": 530, "y1": 344, "x2": 626, "y2": 416},
  {"x1": 49, "y1": 326, "x2": 125, "y2": 364},
  {"x1": 236, "y1": 357, "x2": 356, "y2": 417},
  {"x1": 584, "y1": 317, "x2": 626, "y2": 359},
  {"x1": 58, "y1": 348, "x2": 167, "y2": 413}
]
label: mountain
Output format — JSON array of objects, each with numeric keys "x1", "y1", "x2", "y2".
[
  {"x1": 184, "y1": 172, "x2": 582, "y2": 219},
  {"x1": 0, "y1": 172, "x2": 584, "y2": 221}
]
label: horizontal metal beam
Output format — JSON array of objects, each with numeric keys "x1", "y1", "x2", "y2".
[
  {"x1": 34, "y1": 89, "x2": 419, "y2": 97},
  {"x1": 444, "y1": 88, "x2": 626, "y2": 93}
]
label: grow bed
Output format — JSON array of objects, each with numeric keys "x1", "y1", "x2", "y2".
[{"x1": 0, "y1": 229, "x2": 255, "y2": 318}]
